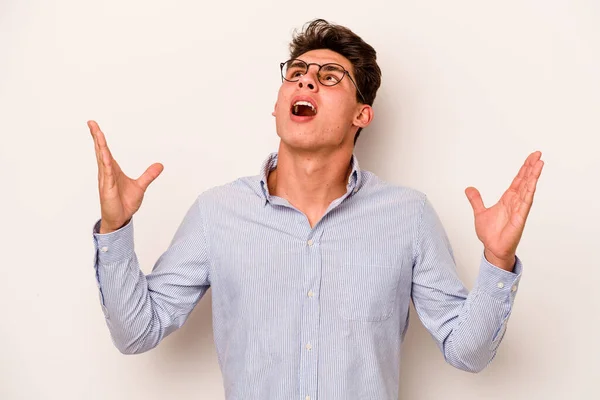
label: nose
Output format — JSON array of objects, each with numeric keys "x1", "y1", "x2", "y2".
[
  {"x1": 297, "y1": 81, "x2": 315, "y2": 90},
  {"x1": 297, "y1": 65, "x2": 319, "y2": 92}
]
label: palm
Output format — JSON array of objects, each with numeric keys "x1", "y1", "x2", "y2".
[
  {"x1": 119, "y1": 174, "x2": 146, "y2": 217},
  {"x1": 100, "y1": 160, "x2": 145, "y2": 223},
  {"x1": 89, "y1": 120, "x2": 164, "y2": 232},
  {"x1": 465, "y1": 151, "x2": 544, "y2": 263}
]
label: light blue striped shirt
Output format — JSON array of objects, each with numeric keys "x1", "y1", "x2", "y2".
[{"x1": 92, "y1": 152, "x2": 522, "y2": 400}]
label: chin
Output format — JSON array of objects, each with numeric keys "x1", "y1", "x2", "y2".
[
  {"x1": 276, "y1": 120, "x2": 348, "y2": 150},
  {"x1": 281, "y1": 135, "x2": 321, "y2": 151},
  {"x1": 282, "y1": 134, "x2": 348, "y2": 154}
]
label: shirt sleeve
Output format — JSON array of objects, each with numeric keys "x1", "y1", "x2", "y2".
[
  {"x1": 91, "y1": 196, "x2": 212, "y2": 354},
  {"x1": 410, "y1": 195, "x2": 522, "y2": 373}
]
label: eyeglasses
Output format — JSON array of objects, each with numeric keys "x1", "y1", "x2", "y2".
[{"x1": 280, "y1": 59, "x2": 366, "y2": 103}]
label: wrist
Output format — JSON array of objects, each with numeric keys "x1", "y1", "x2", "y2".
[
  {"x1": 99, "y1": 218, "x2": 130, "y2": 234},
  {"x1": 99, "y1": 225, "x2": 117, "y2": 234},
  {"x1": 484, "y1": 248, "x2": 516, "y2": 272}
]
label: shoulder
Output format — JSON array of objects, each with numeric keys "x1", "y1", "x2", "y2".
[
  {"x1": 358, "y1": 170, "x2": 427, "y2": 208},
  {"x1": 193, "y1": 174, "x2": 265, "y2": 212}
]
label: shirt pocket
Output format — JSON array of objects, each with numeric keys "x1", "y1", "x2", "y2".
[{"x1": 334, "y1": 263, "x2": 401, "y2": 322}]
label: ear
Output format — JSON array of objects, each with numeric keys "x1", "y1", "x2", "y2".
[
  {"x1": 353, "y1": 104, "x2": 373, "y2": 129},
  {"x1": 272, "y1": 102, "x2": 277, "y2": 117}
]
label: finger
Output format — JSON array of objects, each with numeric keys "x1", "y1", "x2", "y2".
[
  {"x1": 524, "y1": 151, "x2": 542, "y2": 180},
  {"x1": 509, "y1": 151, "x2": 541, "y2": 192},
  {"x1": 136, "y1": 163, "x2": 164, "y2": 192},
  {"x1": 529, "y1": 150, "x2": 542, "y2": 165},
  {"x1": 89, "y1": 120, "x2": 111, "y2": 189},
  {"x1": 516, "y1": 186, "x2": 534, "y2": 223},
  {"x1": 88, "y1": 120, "x2": 104, "y2": 175},
  {"x1": 522, "y1": 160, "x2": 544, "y2": 205},
  {"x1": 465, "y1": 186, "x2": 486, "y2": 215},
  {"x1": 90, "y1": 120, "x2": 117, "y2": 164},
  {"x1": 508, "y1": 163, "x2": 527, "y2": 192},
  {"x1": 516, "y1": 159, "x2": 544, "y2": 223},
  {"x1": 90, "y1": 121, "x2": 122, "y2": 190},
  {"x1": 511, "y1": 151, "x2": 538, "y2": 201},
  {"x1": 88, "y1": 120, "x2": 120, "y2": 188},
  {"x1": 88, "y1": 120, "x2": 106, "y2": 187},
  {"x1": 100, "y1": 145, "x2": 116, "y2": 191},
  {"x1": 520, "y1": 152, "x2": 543, "y2": 198}
]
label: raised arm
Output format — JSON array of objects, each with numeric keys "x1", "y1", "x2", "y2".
[
  {"x1": 89, "y1": 120, "x2": 211, "y2": 354},
  {"x1": 412, "y1": 151, "x2": 543, "y2": 372}
]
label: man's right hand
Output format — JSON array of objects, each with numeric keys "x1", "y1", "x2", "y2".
[{"x1": 88, "y1": 120, "x2": 164, "y2": 234}]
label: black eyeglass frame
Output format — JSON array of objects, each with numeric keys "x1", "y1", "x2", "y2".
[{"x1": 279, "y1": 59, "x2": 366, "y2": 104}]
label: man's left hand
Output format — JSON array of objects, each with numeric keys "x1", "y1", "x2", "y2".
[{"x1": 465, "y1": 151, "x2": 545, "y2": 272}]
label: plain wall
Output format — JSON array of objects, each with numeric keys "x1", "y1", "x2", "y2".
[{"x1": 1, "y1": 0, "x2": 599, "y2": 399}]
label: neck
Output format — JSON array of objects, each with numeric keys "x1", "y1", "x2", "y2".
[{"x1": 268, "y1": 143, "x2": 353, "y2": 224}]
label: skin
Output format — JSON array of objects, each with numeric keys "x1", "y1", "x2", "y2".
[
  {"x1": 269, "y1": 49, "x2": 373, "y2": 227},
  {"x1": 88, "y1": 49, "x2": 544, "y2": 272}
]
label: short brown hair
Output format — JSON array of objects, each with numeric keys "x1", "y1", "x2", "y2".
[{"x1": 289, "y1": 19, "x2": 382, "y2": 143}]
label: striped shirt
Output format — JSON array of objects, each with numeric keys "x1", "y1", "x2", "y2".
[{"x1": 92, "y1": 151, "x2": 521, "y2": 400}]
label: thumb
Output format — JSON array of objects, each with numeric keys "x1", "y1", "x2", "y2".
[
  {"x1": 137, "y1": 163, "x2": 164, "y2": 191},
  {"x1": 465, "y1": 186, "x2": 486, "y2": 215}
]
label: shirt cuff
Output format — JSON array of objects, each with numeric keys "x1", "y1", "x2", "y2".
[
  {"x1": 92, "y1": 218, "x2": 135, "y2": 264},
  {"x1": 474, "y1": 252, "x2": 522, "y2": 301}
]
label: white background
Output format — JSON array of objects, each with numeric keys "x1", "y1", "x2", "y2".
[{"x1": 1, "y1": 0, "x2": 599, "y2": 399}]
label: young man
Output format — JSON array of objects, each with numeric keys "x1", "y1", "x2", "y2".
[{"x1": 89, "y1": 19, "x2": 544, "y2": 400}]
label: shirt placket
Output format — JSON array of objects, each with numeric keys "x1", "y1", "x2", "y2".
[{"x1": 298, "y1": 224, "x2": 324, "y2": 400}]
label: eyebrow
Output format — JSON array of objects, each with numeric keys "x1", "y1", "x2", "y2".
[
  {"x1": 289, "y1": 60, "x2": 306, "y2": 69},
  {"x1": 321, "y1": 64, "x2": 344, "y2": 71}
]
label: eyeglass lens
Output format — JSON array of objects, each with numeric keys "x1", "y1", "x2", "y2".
[{"x1": 282, "y1": 60, "x2": 346, "y2": 86}]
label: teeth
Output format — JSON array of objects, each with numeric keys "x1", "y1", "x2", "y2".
[{"x1": 293, "y1": 101, "x2": 316, "y2": 112}]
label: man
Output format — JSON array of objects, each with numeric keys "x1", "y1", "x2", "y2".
[{"x1": 89, "y1": 19, "x2": 544, "y2": 400}]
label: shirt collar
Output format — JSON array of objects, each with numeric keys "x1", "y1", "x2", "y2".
[{"x1": 259, "y1": 151, "x2": 362, "y2": 204}]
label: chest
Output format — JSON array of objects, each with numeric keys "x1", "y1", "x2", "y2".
[{"x1": 208, "y1": 208, "x2": 416, "y2": 322}]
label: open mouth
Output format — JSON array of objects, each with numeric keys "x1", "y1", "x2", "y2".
[{"x1": 291, "y1": 101, "x2": 317, "y2": 117}]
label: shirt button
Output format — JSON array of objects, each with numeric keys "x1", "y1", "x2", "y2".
[
  {"x1": 511, "y1": 285, "x2": 517, "y2": 292},
  {"x1": 497, "y1": 282, "x2": 505, "y2": 289},
  {"x1": 100, "y1": 246, "x2": 108, "y2": 253},
  {"x1": 307, "y1": 239, "x2": 314, "y2": 246},
  {"x1": 307, "y1": 290, "x2": 314, "y2": 298},
  {"x1": 305, "y1": 343, "x2": 312, "y2": 351}
]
